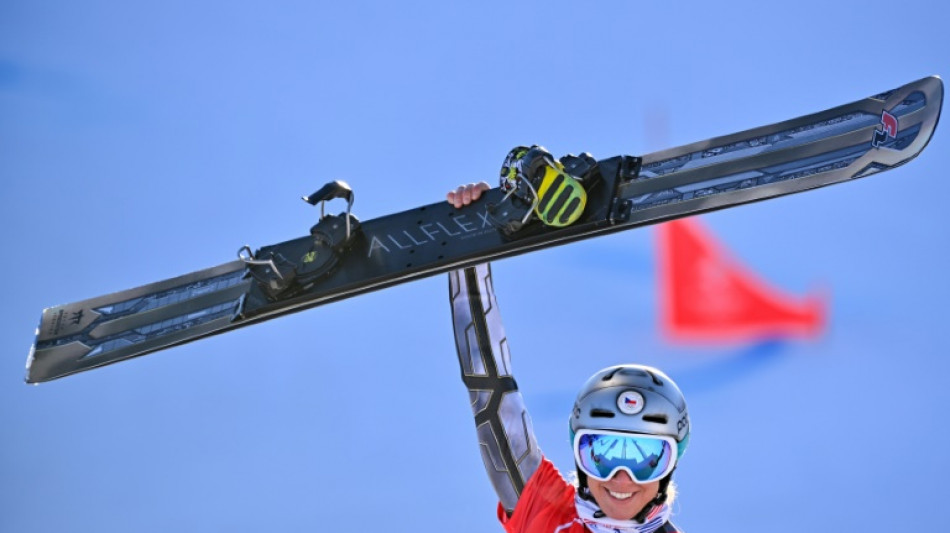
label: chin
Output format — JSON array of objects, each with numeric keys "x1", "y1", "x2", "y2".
[{"x1": 603, "y1": 505, "x2": 644, "y2": 521}]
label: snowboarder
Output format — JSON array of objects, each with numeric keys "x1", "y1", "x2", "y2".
[{"x1": 447, "y1": 179, "x2": 690, "y2": 533}]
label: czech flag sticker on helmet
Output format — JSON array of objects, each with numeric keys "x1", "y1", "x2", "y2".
[{"x1": 617, "y1": 390, "x2": 645, "y2": 415}]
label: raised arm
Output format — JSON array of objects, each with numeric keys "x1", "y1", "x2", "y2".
[{"x1": 449, "y1": 264, "x2": 542, "y2": 514}]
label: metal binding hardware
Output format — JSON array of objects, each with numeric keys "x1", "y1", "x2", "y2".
[
  {"x1": 619, "y1": 155, "x2": 643, "y2": 181},
  {"x1": 519, "y1": 176, "x2": 541, "y2": 224},
  {"x1": 302, "y1": 180, "x2": 355, "y2": 240},
  {"x1": 237, "y1": 245, "x2": 284, "y2": 280}
]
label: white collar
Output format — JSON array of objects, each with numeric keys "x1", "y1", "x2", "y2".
[{"x1": 573, "y1": 493, "x2": 672, "y2": 533}]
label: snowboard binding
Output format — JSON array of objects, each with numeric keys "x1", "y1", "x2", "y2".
[
  {"x1": 488, "y1": 145, "x2": 599, "y2": 236},
  {"x1": 240, "y1": 180, "x2": 362, "y2": 301}
]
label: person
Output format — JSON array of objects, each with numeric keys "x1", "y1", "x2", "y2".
[{"x1": 446, "y1": 178, "x2": 690, "y2": 533}]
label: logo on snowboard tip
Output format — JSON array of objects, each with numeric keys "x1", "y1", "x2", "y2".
[{"x1": 872, "y1": 110, "x2": 899, "y2": 148}]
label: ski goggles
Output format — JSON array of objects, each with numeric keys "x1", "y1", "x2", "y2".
[{"x1": 573, "y1": 429, "x2": 678, "y2": 484}]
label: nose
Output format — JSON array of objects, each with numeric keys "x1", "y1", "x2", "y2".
[{"x1": 610, "y1": 469, "x2": 635, "y2": 484}]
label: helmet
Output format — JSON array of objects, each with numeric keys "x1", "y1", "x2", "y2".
[
  {"x1": 570, "y1": 365, "x2": 690, "y2": 520},
  {"x1": 570, "y1": 365, "x2": 690, "y2": 452}
]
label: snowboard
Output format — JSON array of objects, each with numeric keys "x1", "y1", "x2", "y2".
[{"x1": 26, "y1": 75, "x2": 943, "y2": 383}]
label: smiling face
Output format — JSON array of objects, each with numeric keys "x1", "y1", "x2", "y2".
[{"x1": 586, "y1": 469, "x2": 660, "y2": 520}]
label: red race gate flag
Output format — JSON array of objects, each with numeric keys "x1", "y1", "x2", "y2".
[{"x1": 658, "y1": 218, "x2": 826, "y2": 343}]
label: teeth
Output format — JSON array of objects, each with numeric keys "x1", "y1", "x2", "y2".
[{"x1": 607, "y1": 490, "x2": 633, "y2": 500}]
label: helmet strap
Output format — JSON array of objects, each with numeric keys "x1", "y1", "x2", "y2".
[
  {"x1": 631, "y1": 468, "x2": 675, "y2": 523},
  {"x1": 576, "y1": 464, "x2": 594, "y2": 499}
]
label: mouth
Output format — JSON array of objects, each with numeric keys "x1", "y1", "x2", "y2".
[{"x1": 605, "y1": 488, "x2": 635, "y2": 501}]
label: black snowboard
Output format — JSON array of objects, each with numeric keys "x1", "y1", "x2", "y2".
[{"x1": 26, "y1": 75, "x2": 943, "y2": 383}]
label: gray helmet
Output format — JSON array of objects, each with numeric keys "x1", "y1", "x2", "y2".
[{"x1": 570, "y1": 364, "x2": 690, "y2": 462}]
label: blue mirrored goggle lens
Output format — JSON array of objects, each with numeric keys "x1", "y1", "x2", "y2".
[{"x1": 576, "y1": 433, "x2": 675, "y2": 483}]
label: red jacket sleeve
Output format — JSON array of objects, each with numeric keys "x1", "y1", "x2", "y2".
[{"x1": 497, "y1": 457, "x2": 577, "y2": 533}]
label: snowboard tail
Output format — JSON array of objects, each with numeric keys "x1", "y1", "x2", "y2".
[
  {"x1": 26, "y1": 75, "x2": 943, "y2": 383},
  {"x1": 27, "y1": 262, "x2": 250, "y2": 382}
]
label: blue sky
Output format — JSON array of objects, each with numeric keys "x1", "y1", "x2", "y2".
[{"x1": 2, "y1": 1, "x2": 949, "y2": 532}]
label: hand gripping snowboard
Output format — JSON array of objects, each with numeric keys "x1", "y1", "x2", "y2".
[{"x1": 26, "y1": 75, "x2": 943, "y2": 383}]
